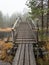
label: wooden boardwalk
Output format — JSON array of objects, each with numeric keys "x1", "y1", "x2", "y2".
[
  {"x1": 12, "y1": 44, "x2": 36, "y2": 65},
  {"x1": 12, "y1": 20, "x2": 37, "y2": 65},
  {"x1": 14, "y1": 22, "x2": 37, "y2": 44}
]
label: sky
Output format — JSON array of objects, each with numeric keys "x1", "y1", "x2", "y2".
[{"x1": 0, "y1": 0, "x2": 28, "y2": 16}]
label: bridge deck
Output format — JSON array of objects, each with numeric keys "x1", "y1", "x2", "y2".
[
  {"x1": 14, "y1": 22, "x2": 37, "y2": 43},
  {"x1": 12, "y1": 21, "x2": 36, "y2": 65},
  {"x1": 12, "y1": 44, "x2": 36, "y2": 65}
]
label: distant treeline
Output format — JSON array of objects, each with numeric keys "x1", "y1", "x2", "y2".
[{"x1": 0, "y1": 11, "x2": 22, "y2": 28}]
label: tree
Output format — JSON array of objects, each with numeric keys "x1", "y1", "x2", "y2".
[
  {"x1": 41, "y1": 0, "x2": 44, "y2": 41},
  {"x1": 26, "y1": 0, "x2": 48, "y2": 42},
  {"x1": 26, "y1": 0, "x2": 41, "y2": 41},
  {"x1": 47, "y1": 0, "x2": 49, "y2": 41},
  {"x1": 26, "y1": 0, "x2": 42, "y2": 19},
  {"x1": 0, "y1": 11, "x2": 3, "y2": 27}
]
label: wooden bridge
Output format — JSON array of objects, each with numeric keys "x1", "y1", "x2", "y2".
[
  {"x1": 11, "y1": 18, "x2": 37, "y2": 65},
  {"x1": 12, "y1": 18, "x2": 37, "y2": 44},
  {"x1": 12, "y1": 44, "x2": 36, "y2": 65}
]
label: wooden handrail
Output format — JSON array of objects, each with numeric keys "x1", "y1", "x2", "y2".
[
  {"x1": 11, "y1": 17, "x2": 22, "y2": 43},
  {"x1": 12, "y1": 17, "x2": 19, "y2": 30}
]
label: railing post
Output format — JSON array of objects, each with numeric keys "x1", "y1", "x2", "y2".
[{"x1": 11, "y1": 29, "x2": 15, "y2": 43}]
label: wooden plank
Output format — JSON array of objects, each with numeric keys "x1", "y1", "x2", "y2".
[
  {"x1": 15, "y1": 39, "x2": 37, "y2": 44},
  {"x1": 16, "y1": 39, "x2": 36, "y2": 40},
  {"x1": 18, "y1": 44, "x2": 25, "y2": 65},
  {"x1": 29, "y1": 44, "x2": 36, "y2": 65},
  {"x1": 15, "y1": 41, "x2": 37, "y2": 44},
  {"x1": 25, "y1": 44, "x2": 29, "y2": 65},
  {"x1": 12, "y1": 44, "x2": 22, "y2": 65}
]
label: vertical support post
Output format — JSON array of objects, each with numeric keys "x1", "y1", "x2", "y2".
[
  {"x1": 35, "y1": 19, "x2": 39, "y2": 59},
  {"x1": 36, "y1": 21, "x2": 39, "y2": 59},
  {"x1": 36, "y1": 19, "x2": 39, "y2": 43},
  {"x1": 12, "y1": 29, "x2": 14, "y2": 43}
]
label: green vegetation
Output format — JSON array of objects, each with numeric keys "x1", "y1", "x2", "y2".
[{"x1": 26, "y1": 0, "x2": 49, "y2": 65}]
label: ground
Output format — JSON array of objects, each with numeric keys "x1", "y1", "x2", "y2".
[{"x1": 0, "y1": 39, "x2": 13, "y2": 63}]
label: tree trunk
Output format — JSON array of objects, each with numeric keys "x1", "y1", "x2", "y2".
[
  {"x1": 41, "y1": 0, "x2": 44, "y2": 42},
  {"x1": 47, "y1": 0, "x2": 49, "y2": 42}
]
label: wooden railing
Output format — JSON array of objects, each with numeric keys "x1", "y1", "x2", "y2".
[
  {"x1": 11, "y1": 18, "x2": 19, "y2": 43},
  {"x1": 11, "y1": 17, "x2": 22, "y2": 43}
]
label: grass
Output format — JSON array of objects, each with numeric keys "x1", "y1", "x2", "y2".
[{"x1": 0, "y1": 39, "x2": 13, "y2": 63}]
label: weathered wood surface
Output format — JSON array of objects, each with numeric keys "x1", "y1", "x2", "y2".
[
  {"x1": 25, "y1": 44, "x2": 29, "y2": 65},
  {"x1": 12, "y1": 44, "x2": 36, "y2": 65},
  {"x1": 15, "y1": 22, "x2": 37, "y2": 44},
  {"x1": 12, "y1": 44, "x2": 22, "y2": 65}
]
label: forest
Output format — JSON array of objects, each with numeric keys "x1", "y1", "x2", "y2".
[{"x1": 27, "y1": 0, "x2": 49, "y2": 65}]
